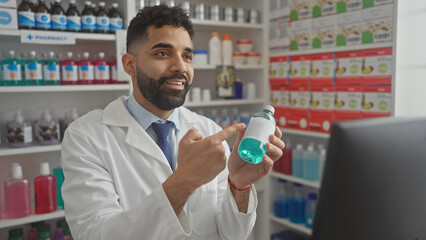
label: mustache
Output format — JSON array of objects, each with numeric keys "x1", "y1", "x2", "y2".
[{"x1": 158, "y1": 73, "x2": 189, "y2": 85}]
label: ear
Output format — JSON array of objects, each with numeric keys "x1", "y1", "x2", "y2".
[{"x1": 121, "y1": 53, "x2": 136, "y2": 79}]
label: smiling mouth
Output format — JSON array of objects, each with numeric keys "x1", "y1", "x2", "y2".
[{"x1": 166, "y1": 81, "x2": 184, "y2": 85}]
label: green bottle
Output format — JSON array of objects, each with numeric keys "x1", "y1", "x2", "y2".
[
  {"x1": 238, "y1": 105, "x2": 276, "y2": 164},
  {"x1": 43, "y1": 51, "x2": 60, "y2": 85},
  {"x1": 1, "y1": 50, "x2": 23, "y2": 86},
  {"x1": 24, "y1": 50, "x2": 43, "y2": 86}
]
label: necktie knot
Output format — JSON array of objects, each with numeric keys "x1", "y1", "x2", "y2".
[{"x1": 151, "y1": 122, "x2": 172, "y2": 140}]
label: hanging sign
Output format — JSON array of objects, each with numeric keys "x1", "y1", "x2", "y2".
[{"x1": 20, "y1": 30, "x2": 75, "y2": 45}]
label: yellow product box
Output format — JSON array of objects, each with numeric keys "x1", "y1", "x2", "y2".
[
  {"x1": 336, "y1": 10, "x2": 363, "y2": 46},
  {"x1": 362, "y1": 4, "x2": 393, "y2": 44},
  {"x1": 312, "y1": 15, "x2": 337, "y2": 49},
  {"x1": 312, "y1": 0, "x2": 336, "y2": 18},
  {"x1": 290, "y1": 19, "x2": 312, "y2": 51},
  {"x1": 336, "y1": 0, "x2": 362, "y2": 13},
  {"x1": 290, "y1": 0, "x2": 311, "y2": 21}
]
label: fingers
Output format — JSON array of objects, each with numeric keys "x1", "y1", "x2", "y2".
[
  {"x1": 180, "y1": 128, "x2": 203, "y2": 145},
  {"x1": 208, "y1": 123, "x2": 246, "y2": 143},
  {"x1": 232, "y1": 125, "x2": 246, "y2": 150},
  {"x1": 269, "y1": 134, "x2": 285, "y2": 150},
  {"x1": 274, "y1": 126, "x2": 282, "y2": 139},
  {"x1": 265, "y1": 142, "x2": 283, "y2": 162}
]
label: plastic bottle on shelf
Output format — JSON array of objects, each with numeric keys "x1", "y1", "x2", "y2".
[
  {"x1": 59, "y1": 107, "x2": 78, "y2": 141},
  {"x1": 4, "y1": 163, "x2": 31, "y2": 219},
  {"x1": 66, "y1": 0, "x2": 81, "y2": 32},
  {"x1": 1, "y1": 50, "x2": 22, "y2": 86},
  {"x1": 235, "y1": 78, "x2": 243, "y2": 99},
  {"x1": 8, "y1": 228, "x2": 24, "y2": 240},
  {"x1": 274, "y1": 179, "x2": 291, "y2": 218},
  {"x1": 238, "y1": 105, "x2": 276, "y2": 164},
  {"x1": 50, "y1": 0, "x2": 67, "y2": 31},
  {"x1": 34, "y1": 0, "x2": 51, "y2": 30},
  {"x1": 61, "y1": 52, "x2": 78, "y2": 84},
  {"x1": 34, "y1": 109, "x2": 60, "y2": 145},
  {"x1": 6, "y1": 110, "x2": 33, "y2": 148},
  {"x1": 240, "y1": 111, "x2": 250, "y2": 126},
  {"x1": 208, "y1": 32, "x2": 221, "y2": 66},
  {"x1": 78, "y1": 52, "x2": 95, "y2": 84},
  {"x1": 289, "y1": 183, "x2": 306, "y2": 224},
  {"x1": 96, "y1": 2, "x2": 110, "y2": 33},
  {"x1": 63, "y1": 226, "x2": 73, "y2": 240},
  {"x1": 81, "y1": 1, "x2": 96, "y2": 32},
  {"x1": 292, "y1": 144, "x2": 304, "y2": 178},
  {"x1": 94, "y1": 52, "x2": 110, "y2": 84},
  {"x1": 109, "y1": 3, "x2": 123, "y2": 32},
  {"x1": 222, "y1": 34, "x2": 233, "y2": 65},
  {"x1": 52, "y1": 226, "x2": 64, "y2": 240},
  {"x1": 34, "y1": 162, "x2": 57, "y2": 214},
  {"x1": 37, "y1": 228, "x2": 52, "y2": 240},
  {"x1": 305, "y1": 192, "x2": 317, "y2": 228},
  {"x1": 282, "y1": 139, "x2": 292, "y2": 175},
  {"x1": 109, "y1": 58, "x2": 119, "y2": 83},
  {"x1": 221, "y1": 109, "x2": 231, "y2": 128},
  {"x1": 53, "y1": 167, "x2": 65, "y2": 209},
  {"x1": 231, "y1": 108, "x2": 240, "y2": 124},
  {"x1": 24, "y1": 51, "x2": 43, "y2": 86},
  {"x1": 210, "y1": 109, "x2": 219, "y2": 124},
  {"x1": 43, "y1": 51, "x2": 60, "y2": 85},
  {"x1": 18, "y1": 0, "x2": 36, "y2": 29},
  {"x1": 319, "y1": 148, "x2": 326, "y2": 181},
  {"x1": 302, "y1": 144, "x2": 319, "y2": 181}
]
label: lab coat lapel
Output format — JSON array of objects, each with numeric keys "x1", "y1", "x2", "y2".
[{"x1": 103, "y1": 96, "x2": 173, "y2": 171}]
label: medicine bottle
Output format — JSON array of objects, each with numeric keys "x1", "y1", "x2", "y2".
[{"x1": 238, "y1": 105, "x2": 276, "y2": 164}]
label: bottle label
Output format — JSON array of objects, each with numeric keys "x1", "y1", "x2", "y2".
[
  {"x1": 82, "y1": 15, "x2": 96, "y2": 30},
  {"x1": 67, "y1": 16, "x2": 81, "y2": 30},
  {"x1": 109, "y1": 17, "x2": 123, "y2": 30},
  {"x1": 43, "y1": 64, "x2": 60, "y2": 81},
  {"x1": 35, "y1": 13, "x2": 51, "y2": 28},
  {"x1": 79, "y1": 64, "x2": 94, "y2": 80},
  {"x1": 242, "y1": 117, "x2": 275, "y2": 144},
  {"x1": 51, "y1": 14, "x2": 67, "y2": 30},
  {"x1": 2, "y1": 64, "x2": 22, "y2": 81},
  {"x1": 96, "y1": 16, "x2": 110, "y2": 30},
  {"x1": 95, "y1": 65, "x2": 110, "y2": 80},
  {"x1": 8, "y1": 125, "x2": 33, "y2": 143},
  {"x1": 25, "y1": 63, "x2": 42, "y2": 80},
  {"x1": 18, "y1": 11, "x2": 35, "y2": 27},
  {"x1": 61, "y1": 65, "x2": 78, "y2": 81}
]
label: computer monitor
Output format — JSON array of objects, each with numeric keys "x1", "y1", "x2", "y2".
[{"x1": 312, "y1": 117, "x2": 426, "y2": 240}]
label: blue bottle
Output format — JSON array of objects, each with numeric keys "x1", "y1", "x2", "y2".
[
  {"x1": 274, "y1": 179, "x2": 291, "y2": 218},
  {"x1": 18, "y1": 0, "x2": 35, "y2": 29},
  {"x1": 302, "y1": 145, "x2": 319, "y2": 181},
  {"x1": 292, "y1": 144, "x2": 304, "y2": 178},
  {"x1": 50, "y1": 0, "x2": 67, "y2": 31},
  {"x1": 289, "y1": 183, "x2": 306, "y2": 224},
  {"x1": 109, "y1": 3, "x2": 123, "y2": 32},
  {"x1": 34, "y1": 0, "x2": 51, "y2": 30},
  {"x1": 66, "y1": 0, "x2": 81, "y2": 32},
  {"x1": 81, "y1": 1, "x2": 96, "y2": 32},
  {"x1": 305, "y1": 192, "x2": 317, "y2": 228}
]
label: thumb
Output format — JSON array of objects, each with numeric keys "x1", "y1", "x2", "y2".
[{"x1": 232, "y1": 124, "x2": 246, "y2": 151}]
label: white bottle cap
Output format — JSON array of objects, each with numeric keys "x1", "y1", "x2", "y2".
[
  {"x1": 66, "y1": 52, "x2": 73, "y2": 58},
  {"x1": 9, "y1": 50, "x2": 15, "y2": 57},
  {"x1": 85, "y1": 1, "x2": 91, "y2": 5},
  {"x1": 70, "y1": 108, "x2": 79, "y2": 120},
  {"x1": 42, "y1": 109, "x2": 52, "y2": 122},
  {"x1": 30, "y1": 51, "x2": 36, "y2": 58},
  {"x1": 70, "y1": 0, "x2": 76, "y2": 4},
  {"x1": 98, "y1": 52, "x2": 105, "y2": 59},
  {"x1": 307, "y1": 145, "x2": 314, "y2": 151},
  {"x1": 320, "y1": 148, "x2": 326, "y2": 155},
  {"x1": 12, "y1": 164, "x2": 23, "y2": 180},
  {"x1": 98, "y1": 1, "x2": 105, "y2": 7},
  {"x1": 83, "y1": 52, "x2": 90, "y2": 59},
  {"x1": 296, "y1": 144, "x2": 303, "y2": 150},
  {"x1": 15, "y1": 110, "x2": 24, "y2": 124},
  {"x1": 263, "y1": 105, "x2": 275, "y2": 115},
  {"x1": 112, "y1": 3, "x2": 118, "y2": 8},
  {"x1": 54, "y1": 0, "x2": 60, "y2": 3},
  {"x1": 49, "y1": 51, "x2": 55, "y2": 59},
  {"x1": 40, "y1": 162, "x2": 50, "y2": 175}
]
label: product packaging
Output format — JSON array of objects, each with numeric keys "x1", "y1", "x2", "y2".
[
  {"x1": 361, "y1": 85, "x2": 392, "y2": 118},
  {"x1": 288, "y1": 85, "x2": 310, "y2": 115},
  {"x1": 361, "y1": 47, "x2": 393, "y2": 84},
  {"x1": 312, "y1": 15, "x2": 337, "y2": 49},
  {"x1": 334, "y1": 85, "x2": 362, "y2": 118},
  {"x1": 310, "y1": 85, "x2": 335, "y2": 117},
  {"x1": 269, "y1": 56, "x2": 289, "y2": 85},
  {"x1": 310, "y1": 53, "x2": 335, "y2": 85},
  {"x1": 0, "y1": 8, "x2": 18, "y2": 29},
  {"x1": 290, "y1": 19, "x2": 312, "y2": 51},
  {"x1": 336, "y1": 10, "x2": 363, "y2": 46},
  {"x1": 335, "y1": 50, "x2": 363, "y2": 85},
  {"x1": 290, "y1": 0, "x2": 311, "y2": 21},
  {"x1": 312, "y1": 0, "x2": 336, "y2": 18},
  {"x1": 362, "y1": 4, "x2": 393, "y2": 44},
  {"x1": 336, "y1": 0, "x2": 362, "y2": 13},
  {"x1": 289, "y1": 55, "x2": 311, "y2": 85}
]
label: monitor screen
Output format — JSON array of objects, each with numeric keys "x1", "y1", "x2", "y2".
[{"x1": 312, "y1": 117, "x2": 426, "y2": 240}]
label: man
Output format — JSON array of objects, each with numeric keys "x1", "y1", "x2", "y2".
[{"x1": 61, "y1": 5, "x2": 284, "y2": 240}]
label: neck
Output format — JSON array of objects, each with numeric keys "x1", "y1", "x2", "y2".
[{"x1": 134, "y1": 90, "x2": 173, "y2": 120}]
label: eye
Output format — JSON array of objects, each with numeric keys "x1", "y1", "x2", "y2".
[
  {"x1": 155, "y1": 51, "x2": 169, "y2": 57},
  {"x1": 184, "y1": 54, "x2": 193, "y2": 61}
]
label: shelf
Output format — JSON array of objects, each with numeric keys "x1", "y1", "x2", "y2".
[
  {"x1": 0, "y1": 210, "x2": 65, "y2": 229},
  {"x1": 0, "y1": 145, "x2": 61, "y2": 157},
  {"x1": 270, "y1": 215, "x2": 312, "y2": 236},
  {"x1": 194, "y1": 65, "x2": 264, "y2": 70},
  {"x1": 269, "y1": 42, "x2": 394, "y2": 57},
  {"x1": 184, "y1": 98, "x2": 264, "y2": 107},
  {"x1": 0, "y1": 30, "x2": 116, "y2": 41},
  {"x1": 281, "y1": 128, "x2": 330, "y2": 138},
  {"x1": 270, "y1": 171, "x2": 320, "y2": 189},
  {"x1": 191, "y1": 19, "x2": 263, "y2": 30},
  {"x1": 0, "y1": 84, "x2": 130, "y2": 93}
]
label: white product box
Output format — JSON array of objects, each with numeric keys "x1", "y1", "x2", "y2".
[
  {"x1": 269, "y1": 19, "x2": 279, "y2": 53},
  {"x1": 270, "y1": 0, "x2": 279, "y2": 20},
  {"x1": 362, "y1": 4, "x2": 393, "y2": 44},
  {"x1": 0, "y1": 0, "x2": 16, "y2": 8},
  {"x1": 277, "y1": 16, "x2": 290, "y2": 51},
  {"x1": 310, "y1": 53, "x2": 335, "y2": 85},
  {"x1": 312, "y1": 15, "x2": 337, "y2": 49},
  {"x1": 336, "y1": 10, "x2": 363, "y2": 46},
  {"x1": 362, "y1": 47, "x2": 393, "y2": 85},
  {"x1": 363, "y1": 0, "x2": 393, "y2": 8},
  {"x1": 0, "y1": 8, "x2": 17, "y2": 29},
  {"x1": 290, "y1": 0, "x2": 311, "y2": 21},
  {"x1": 290, "y1": 19, "x2": 312, "y2": 51},
  {"x1": 312, "y1": 0, "x2": 336, "y2": 18},
  {"x1": 277, "y1": 0, "x2": 290, "y2": 19},
  {"x1": 336, "y1": 0, "x2": 362, "y2": 13},
  {"x1": 361, "y1": 85, "x2": 392, "y2": 117},
  {"x1": 269, "y1": 56, "x2": 289, "y2": 83}
]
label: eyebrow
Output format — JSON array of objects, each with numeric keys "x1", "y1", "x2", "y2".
[{"x1": 151, "y1": 43, "x2": 194, "y2": 54}]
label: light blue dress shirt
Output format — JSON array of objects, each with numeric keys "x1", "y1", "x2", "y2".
[{"x1": 124, "y1": 94, "x2": 180, "y2": 171}]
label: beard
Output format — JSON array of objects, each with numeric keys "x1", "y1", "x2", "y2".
[{"x1": 136, "y1": 67, "x2": 191, "y2": 111}]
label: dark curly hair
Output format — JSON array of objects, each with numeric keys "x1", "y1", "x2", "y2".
[{"x1": 126, "y1": 5, "x2": 194, "y2": 54}]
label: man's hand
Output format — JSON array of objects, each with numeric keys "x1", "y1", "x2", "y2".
[{"x1": 228, "y1": 126, "x2": 285, "y2": 189}]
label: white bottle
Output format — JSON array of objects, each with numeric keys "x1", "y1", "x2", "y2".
[
  {"x1": 319, "y1": 148, "x2": 326, "y2": 181},
  {"x1": 209, "y1": 32, "x2": 221, "y2": 66},
  {"x1": 221, "y1": 109, "x2": 231, "y2": 128},
  {"x1": 222, "y1": 34, "x2": 233, "y2": 65}
]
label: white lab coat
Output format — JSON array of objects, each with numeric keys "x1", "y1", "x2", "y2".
[{"x1": 61, "y1": 96, "x2": 257, "y2": 240}]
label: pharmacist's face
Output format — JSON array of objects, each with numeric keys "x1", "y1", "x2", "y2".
[{"x1": 135, "y1": 25, "x2": 194, "y2": 110}]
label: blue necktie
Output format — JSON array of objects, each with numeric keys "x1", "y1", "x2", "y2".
[{"x1": 151, "y1": 122, "x2": 173, "y2": 170}]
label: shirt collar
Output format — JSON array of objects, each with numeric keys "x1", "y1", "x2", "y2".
[{"x1": 125, "y1": 94, "x2": 180, "y2": 131}]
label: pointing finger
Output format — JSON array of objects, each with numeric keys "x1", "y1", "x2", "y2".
[{"x1": 208, "y1": 123, "x2": 246, "y2": 143}]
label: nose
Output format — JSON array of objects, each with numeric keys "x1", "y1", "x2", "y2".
[{"x1": 169, "y1": 54, "x2": 187, "y2": 74}]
